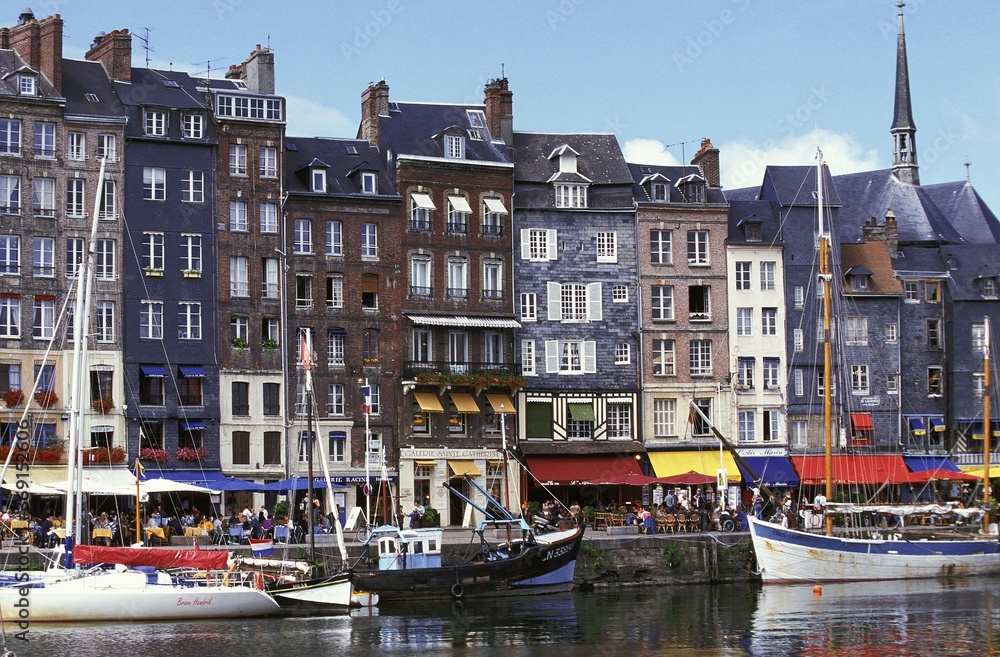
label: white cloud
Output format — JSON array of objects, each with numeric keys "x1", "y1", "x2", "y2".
[
  {"x1": 284, "y1": 95, "x2": 356, "y2": 138},
  {"x1": 719, "y1": 129, "x2": 881, "y2": 191},
  {"x1": 620, "y1": 139, "x2": 682, "y2": 166}
]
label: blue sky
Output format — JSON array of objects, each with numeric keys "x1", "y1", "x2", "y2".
[{"x1": 44, "y1": 0, "x2": 1000, "y2": 210}]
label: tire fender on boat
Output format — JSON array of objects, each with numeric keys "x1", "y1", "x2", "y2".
[
  {"x1": 254, "y1": 571, "x2": 265, "y2": 591},
  {"x1": 450, "y1": 583, "x2": 464, "y2": 599}
]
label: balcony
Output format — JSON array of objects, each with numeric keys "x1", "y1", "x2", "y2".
[
  {"x1": 446, "y1": 288, "x2": 468, "y2": 299},
  {"x1": 482, "y1": 289, "x2": 504, "y2": 301},
  {"x1": 445, "y1": 222, "x2": 467, "y2": 234},
  {"x1": 409, "y1": 219, "x2": 431, "y2": 232},
  {"x1": 410, "y1": 285, "x2": 433, "y2": 298},
  {"x1": 403, "y1": 360, "x2": 521, "y2": 381},
  {"x1": 482, "y1": 223, "x2": 503, "y2": 236}
]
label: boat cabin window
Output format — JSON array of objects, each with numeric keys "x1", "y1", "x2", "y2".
[
  {"x1": 412, "y1": 541, "x2": 424, "y2": 555},
  {"x1": 378, "y1": 537, "x2": 396, "y2": 555}
]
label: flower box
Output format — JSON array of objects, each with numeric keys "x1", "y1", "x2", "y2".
[
  {"x1": 140, "y1": 447, "x2": 169, "y2": 463},
  {"x1": 182, "y1": 269, "x2": 201, "y2": 278},
  {"x1": 144, "y1": 268, "x2": 163, "y2": 277},
  {"x1": 3, "y1": 388, "x2": 24, "y2": 407},
  {"x1": 92, "y1": 396, "x2": 115, "y2": 414},
  {"x1": 34, "y1": 390, "x2": 59, "y2": 408},
  {"x1": 177, "y1": 447, "x2": 208, "y2": 462}
]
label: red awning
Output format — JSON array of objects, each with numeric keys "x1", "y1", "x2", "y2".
[
  {"x1": 792, "y1": 455, "x2": 912, "y2": 485},
  {"x1": 73, "y1": 545, "x2": 229, "y2": 570},
  {"x1": 527, "y1": 455, "x2": 644, "y2": 486},
  {"x1": 850, "y1": 413, "x2": 874, "y2": 431}
]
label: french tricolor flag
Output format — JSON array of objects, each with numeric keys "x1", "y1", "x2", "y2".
[{"x1": 249, "y1": 538, "x2": 274, "y2": 557}]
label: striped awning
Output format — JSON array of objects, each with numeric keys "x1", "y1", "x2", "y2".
[
  {"x1": 406, "y1": 314, "x2": 520, "y2": 328},
  {"x1": 413, "y1": 392, "x2": 444, "y2": 413}
]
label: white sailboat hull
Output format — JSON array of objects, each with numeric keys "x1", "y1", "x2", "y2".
[
  {"x1": 0, "y1": 570, "x2": 281, "y2": 622},
  {"x1": 269, "y1": 575, "x2": 354, "y2": 610},
  {"x1": 749, "y1": 516, "x2": 1000, "y2": 583}
]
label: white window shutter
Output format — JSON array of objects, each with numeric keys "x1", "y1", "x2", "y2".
[
  {"x1": 520, "y1": 229, "x2": 531, "y2": 260},
  {"x1": 587, "y1": 282, "x2": 603, "y2": 321},
  {"x1": 547, "y1": 229, "x2": 558, "y2": 260},
  {"x1": 545, "y1": 340, "x2": 559, "y2": 373},
  {"x1": 583, "y1": 341, "x2": 597, "y2": 373},
  {"x1": 547, "y1": 282, "x2": 561, "y2": 321}
]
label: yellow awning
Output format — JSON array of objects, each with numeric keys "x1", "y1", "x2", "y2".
[
  {"x1": 413, "y1": 392, "x2": 444, "y2": 413},
  {"x1": 450, "y1": 392, "x2": 480, "y2": 414},
  {"x1": 960, "y1": 466, "x2": 998, "y2": 479},
  {"x1": 648, "y1": 450, "x2": 742, "y2": 483},
  {"x1": 1, "y1": 465, "x2": 66, "y2": 487},
  {"x1": 414, "y1": 460, "x2": 437, "y2": 467},
  {"x1": 448, "y1": 460, "x2": 481, "y2": 477},
  {"x1": 486, "y1": 393, "x2": 516, "y2": 414}
]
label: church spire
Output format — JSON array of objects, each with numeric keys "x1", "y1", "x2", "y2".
[{"x1": 891, "y1": 1, "x2": 919, "y2": 185}]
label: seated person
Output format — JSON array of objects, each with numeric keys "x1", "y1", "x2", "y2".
[{"x1": 167, "y1": 515, "x2": 184, "y2": 538}]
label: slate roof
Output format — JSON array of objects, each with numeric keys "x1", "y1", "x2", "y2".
[
  {"x1": 840, "y1": 242, "x2": 902, "y2": 295},
  {"x1": 0, "y1": 49, "x2": 61, "y2": 100},
  {"x1": 376, "y1": 101, "x2": 511, "y2": 164},
  {"x1": 727, "y1": 199, "x2": 783, "y2": 246},
  {"x1": 628, "y1": 162, "x2": 726, "y2": 205},
  {"x1": 284, "y1": 136, "x2": 398, "y2": 199},
  {"x1": 891, "y1": 246, "x2": 947, "y2": 276},
  {"x1": 514, "y1": 132, "x2": 632, "y2": 185},
  {"x1": 938, "y1": 245, "x2": 1000, "y2": 301},
  {"x1": 61, "y1": 59, "x2": 123, "y2": 118},
  {"x1": 922, "y1": 181, "x2": 1000, "y2": 243}
]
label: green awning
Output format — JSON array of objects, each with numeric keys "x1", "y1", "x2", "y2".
[{"x1": 567, "y1": 402, "x2": 595, "y2": 422}]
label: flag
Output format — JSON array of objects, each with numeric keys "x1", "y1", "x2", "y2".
[
  {"x1": 299, "y1": 332, "x2": 312, "y2": 371},
  {"x1": 362, "y1": 385, "x2": 371, "y2": 415},
  {"x1": 249, "y1": 538, "x2": 274, "y2": 557}
]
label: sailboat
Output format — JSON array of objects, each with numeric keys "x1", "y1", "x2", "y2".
[
  {"x1": 0, "y1": 159, "x2": 281, "y2": 622},
  {"x1": 746, "y1": 151, "x2": 1000, "y2": 583}
]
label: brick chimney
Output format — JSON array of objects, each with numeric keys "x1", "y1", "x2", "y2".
[
  {"x1": 0, "y1": 11, "x2": 63, "y2": 92},
  {"x1": 884, "y1": 210, "x2": 898, "y2": 257},
  {"x1": 483, "y1": 77, "x2": 513, "y2": 145},
  {"x1": 360, "y1": 80, "x2": 390, "y2": 147},
  {"x1": 691, "y1": 138, "x2": 720, "y2": 188},
  {"x1": 225, "y1": 44, "x2": 274, "y2": 94},
  {"x1": 85, "y1": 29, "x2": 132, "y2": 83}
]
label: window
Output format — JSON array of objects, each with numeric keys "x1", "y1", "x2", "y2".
[
  {"x1": 794, "y1": 368, "x2": 804, "y2": 396},
  {"x1": 92, "y1": 301, "x2": 114, "y2": 343},
  {"x1": 367, "y1": 384, "x2": 380, "y2": 415},
  {"x1": 139, "y1": 371, "x2": 164, "y2": 406},
  {"x1": 689, "y1": 340, "x2": 712, "y2": 377},
  {"x1": 612, "y1": 284, "x2": 629, "y2": 302},
  {"x1": 231, "y1": 315, "x2": 248, "y2": 343},
  {"x1": 294, "y1": 219, "x2": 312, "y2": 253},
  {"x1": 328, "y1": 331, "x2": 345, "y2": 366},
  {"x1": 262, "y1": 431, "x2": 282, "y2": 464},
  {"x1": 231, "y1": 431, "x2": 250, "y2": 465},
  {"x1": 230, "y1": 144, "x2": 247, "y2": 175},
  {"x1": 177, "y1": 302, "x2": 201, "y2": 340},
  {"x1": 520, "y1": 292, "x2": 537, "y2": 321},
  {"x1": 650, "y1": 285, "x2": 674, "y2": 321},
  {"x1": 903, "y1": 281, "x2": 918, "y2": 300},
  {"x1": 263, "y1": 383, "x2": 281, "y2": 416},
  {"x1": 410, "y1": 192, "x2": 434, "y2": 231},
  {"x1": 794, "y1": 285, "x2": 804, "y2": 308},
  {"x1": 762, "y1": 409, "x2": 779, "y2": 442},
  {"x1": 483, "y1": 198, "x2": 505, "y2": 235},
  {"x1": 650, "y1": 230, "x2": 672, "y2": 265},
  {"x1": 361, "y1": 172, "x2": 377, "y2": 195},
  {"x1": 95, "y1": 239, "x2": 115, "y2": 279},
  {"x1": 763, "y1": 358, "x2": 779, "y2": 390},
  {"x1": 653, "y1": 399, "x2": 676, "y2": 437},
  {"x1": 262, "y1": 317, "x2": 279, "y2": 344},
  {"x1": 484, "y1": 331, "x2": 504, "y2": 365},
  {"x1": 522, "y1": 228, "x2": 558, "y2": 261},
  {"x1": 793, "y1": 328, "x2": 804, "y2": 352},
  {"x1": 327, "y1": 384, "x2": 345, "y2": 416},
  {"x1": 521, "y1": 339, "x2": 536, "y2": 375},
  {"x1": 143, "y1": 167, "x2": 166, "y2": 201},
  {"x1": 216, "y1": 94, "x2": 283, "y2": 120},
  {"x1": 99, "y1": 179, "x2": 116, "y2": 219},
  {"x1": 410, "y1": 256, "x2": 432, "y2": 297},
  {"x1": 744, "y1": 222, "x2": 762, "y2": 241},
  {"x1": 0, "y1": 235, "x2": 19, "y2": 274},
  {"x1": 140, "y1": 301, "x2": 163, "y2": 339},
  {"x1": 927, "y1": 366, "x2": 943, "y2": 396},
  {"x1": 687, "y1": 230, "x2": 709, "y2": 265},
  {"x1": 736, "y1": 308, "x2": 752, "y2": 336},
  {"x1": 232, "y1": 382, "x2": 249, "y2": 416},
  {"x1": 482, "y1": 260, "x2": 503, "y2": 300},
  {"x1": 887, "y1": 374, "x2": 899, "y2": 394},
  {"x1": 412, "y1": 328, "x2": 432, "y2": 363},
  {"x1": 32, "y1": 297, "x2": 54, "y2": 339},
  {"x1": 556, "y1": 283, "x2": 587, "y2": 321},
  {"x1": 447, "y1": 258, "x2": 468, "y2": 299},
  {"x1": 326, "y1": 274, "x2": 344, "y2": 309},
  {"x1": 735, "y1": 262, "x2": 751, "y2": 290},
  {"x1": 295, "y1": 275, "x2": 312, "y2": 308},
  {"x1": 817, "y1": 372, "x2": 836, "y2": 396},
  {"x1": 259, "y1": 202, "x2": 278, "y2": 234},
  {"x1": 927, "y1": 318, "x2": 942, "y2": 349},
  {"x1": 228, "y1": 256, "x2": 248, "y2": 297},
  {"x1": 0, "y1": 363, "x2": 20, "y2": 393},
  {"x1": 851, "y1": 365, "x2": 869, "y2": 395},
  {"x1": 361, "y1": 223, "x2": 378, "y2": 258},
  {"x1": 544, "y1": 340, "x2": 596, "y2": 374},
  {"x1": 18, "y1": 75, "x2": 36, "y2": 96},
  {"x1": 566, "y1": 416, "x2": 593, "y2": 440},
  {"x1": 652, "y1": 339, "x2": 675, "y2": 376},
  {"x1": 844, "y1": 316, "x2": 868, "y2": 344},
  {"x1": 760, "y1": 262, "x2": 775, "y2": 290},
  {"x1": 32, "y1": 237, "x2": 54, "y2": 277},
  {"x1": 0, "y1": 175, "x2": 20, "y2": 213},
  {"x1": 362, "y1": 274, "x2": 379, "y2": 309},
  {"x1": 324, "y1": 220, "x2": 343, "y2": 256},
  {"x1": 885, "y1": 323, "x2": 898, "y2": 343},
  {"x1": 182, "y1": 171, "x2": 204, "y2": 203},
  {"x1": 362, "y1": 329, "x2": 379, "y2": 363},
  {"x1": 33, "y1": 178, "x2": 55, "y2": 216},
  {"x1": 97, "y1": 134, "x2": 116, "y2": 162},
  {"x1": 311, "y1": 168, "x2": 326, "y2": 192},
  {"x1": 142, "y1": 232, "x2": 164, "y2": 271},
  {"x1": 692, "y1": 398, "x2": 712, "y2": 436},
  {"x1": 0, "y1": 120, "x2": 20, "y2": 154},
  {"x1": 446, "y1": 196, "x2": 469, "y2": 234},
  {"x1": 738, "y1": 357, "x2": 754, "y2": 389},
  {"x1": 738, "y1": 410, "x2": 756, "y2": 443},
  {"x1": 689, "y1": 285, "x2": 711, "y2": 321},
  {"x1": 65, "y1": 237, "x2": 83, "y2": 278},
  {"x1": 596, "y1": 232, "x2": 617, "y2": 262},
  {"x1": 178, "y1": 371, "x2": 203, "y2": 407},
  {"x1": 607, "y1": 404, "x2": 631, "y2": 439},
  {"x1": 925, "y1": 281, "x2": 941, "y2": 303},
  {"x1": 66, "y1": 178, "x2": 85, "y2": 217},
  {"x1": 652, "y1": 182, "x2": 667, "y2": 201},
  {"x1": 259, "y1": 147, "x2": 278, "y2": 177},
  {"x1": 224, "y1": 202, "x2": 248, "y2": 234},
  {"x1": 144, "y1": 110, "x2": 167, "y2": 136},
  {"x1": 181, "y1": 234, "x2": 202, "y2": 273},
  {"x1": 33, "y1": 122, "x2": 55, "y2": 157},
  {"x1": 252, "y1": 257, "x2": 277, "y2": 299},
  {"x1": 445, "y1": 134, "x2": 465, "y2": 159},
  {"x1": 761, "y1": 308, "x2": 777, "y2": 335},
  {"x1": 182, "y1": 113, "x2": 203, "y2": 139},
  {"x1": 615, "y1": 343, "x2": 631, "y2": 365},
  {"x1": 555, "y1": 184, "x2": 587, "y2": 208},
  {"x1": 791, "y1": 420, "x2": 807, "y2": 447},
  {"x1": 973, "y1": 323, "x2": 987, "y2": 354}
]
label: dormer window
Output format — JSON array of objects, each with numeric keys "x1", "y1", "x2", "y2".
[
  {"x1": 18, "y1": 74, "x2": 36, "y2": 96},
  {"x1": 677, "y1": 173, "x2": 706, "y2": 203},
  {"x1": 445, "y1": 134, "x2": 465, "y2": 159},
  {"x1": 555, "y1": 184, "x2": 587, "y2": 208},
  {"x1": 982, "y1": 277, "x2": 996, "y2": 298},
  {"x1": 652, "y1": 183, "x2": 667, "y2": 201},
  {"x1": 362, "y1": 172, "x2": 377, "y2": 195},
  {"x1": 144, "y1": 110, "x2": 167, "y2": 137},
  {"x1": 845, "y1": 266, "x2": 872, "y2": 292},
  {"x1": 311, "y1": 168, "x2": 327, "y2": 193},
  {"x1": 851, "y1": 275, "x2": 869, "y2": 291},
  {"x1": 467, "y1": 110, "x2": 487, "y2": 128},
  {"x1": 738, "y1": 218, "x2": 762, "y2": 242}
]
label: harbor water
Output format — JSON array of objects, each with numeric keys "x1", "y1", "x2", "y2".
[{"x1": 9, "y1": 577, "x2": 999, "y2": 656}]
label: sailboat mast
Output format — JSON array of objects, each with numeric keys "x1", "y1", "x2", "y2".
[
  {"x1": 301, "y1": 330, "x2": 316, "y2": 564},
  {"x1": 983, "y1": 315, "x2": 992, "y2": 531},
  {"x1": 817, "y1": 151, "x2": 834, "y2": 537}
]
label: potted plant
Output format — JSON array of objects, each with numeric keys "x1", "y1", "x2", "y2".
[
  {"x1": 261, "y1": 338, "x2": 278, "y2": 352},
  {"x1": 34, "y1": 389, "x2": 59, "y2": 408},
  {"x1": 3, "y1": 388, "x2": 24, "y2": 407},
  {"x1": 182, "y1": 268, "x2": 201, "y2": 278},
  {"x1": 422, "y1": 505, "x2": 440, "y2": 527},
  {"x1": 143, "y1": 267, "x2": 163, "y2": 277},
  {"x1": 92, "y1": 395, "x2": 115, "y2": 414},
  {"x1": 139, "y1": 447, "x2": 169, "y2": 463},
  {"x1": 176, "y1": 446, "x2": 208, "y2": 462},
  {"x1": 94, "y1": 446, "x2": 127, "y2": 464},
  {"x1": 231, "y1": 337, "x2": 248, "y2": 351}
]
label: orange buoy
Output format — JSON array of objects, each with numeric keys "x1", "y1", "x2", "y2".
[{"x1": 813, "y1": 585, "x2": 822, "y2": 596}]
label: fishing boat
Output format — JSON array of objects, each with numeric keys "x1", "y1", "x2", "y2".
[{"x1": 745, "y1": 151, "x2": 1000, "y2": 583}]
